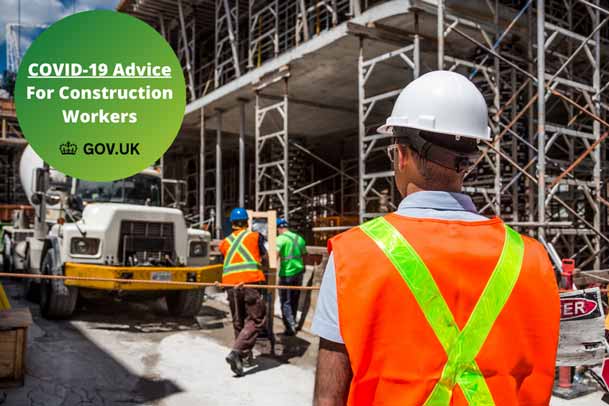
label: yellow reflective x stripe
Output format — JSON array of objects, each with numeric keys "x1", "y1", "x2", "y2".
[
  {"x1": 223, "y1": 230, "x2": 260, "y2": 274},
  {"x1": 359, "y1": 217, "x2": 524, "y2": 406},
  {"x1": 224, "y1": 229, "x2": 248, "y2": 267}
]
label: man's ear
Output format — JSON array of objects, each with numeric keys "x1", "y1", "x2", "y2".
[{"x1": 398, "y1": 144, "x2": 409, "y2": 171}]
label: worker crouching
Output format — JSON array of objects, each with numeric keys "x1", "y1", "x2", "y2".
[{"x1": 220, "y1": 208, "x2": 267, "y2": 377}]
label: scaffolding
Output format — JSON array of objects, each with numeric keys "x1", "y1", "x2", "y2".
[{"x1": 118, "y1": 0, "x2": 609, "y2": 269}]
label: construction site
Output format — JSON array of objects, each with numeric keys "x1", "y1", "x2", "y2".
[
  {"x1": 0, "y1": 0, "x2": 608, "y2": 404},
  {"x1": 113, "y1": 0, "x2": 608, "y2": 270}
]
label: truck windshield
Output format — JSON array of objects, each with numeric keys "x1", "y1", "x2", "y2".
[{"x1": 76, "y1": 174, "x2": 161, "y2": 206}]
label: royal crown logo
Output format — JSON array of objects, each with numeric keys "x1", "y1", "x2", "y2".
[{"x1": 59, "y1": 141, "x2": 77, "y2": 155}]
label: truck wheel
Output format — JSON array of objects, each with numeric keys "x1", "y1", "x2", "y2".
[
  {"x1": 165, "y1": 289, "x2": 204, "y2": 318},
  {"x1": 22, "y1": 246, "x2": 40, "y2": 303},
  {"x1": 2, "y1": 235, "x2": 12, "y2": 273},
  {"x1": 39, "y1": 250, "x2": 78, "y2": 319}
]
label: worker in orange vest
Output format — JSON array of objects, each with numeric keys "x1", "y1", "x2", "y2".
[
  {"x1": 312, "y1": 71, "x2": 560, "y2": 405},
  {"x1": 220, "y1": 207, "x2": 267, "y2": 377}
]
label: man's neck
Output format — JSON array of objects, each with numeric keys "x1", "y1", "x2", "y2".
[{"x1": 405, "y1": 182, "x2": 461, "y2": 196}]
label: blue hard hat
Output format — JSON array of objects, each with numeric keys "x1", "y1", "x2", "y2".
[
  {"x1": 277, "y1": 218, "x2": 289, "y2": 228},
  {"x1": 230, "y1": 208, "x2": 249, "y2": 223}
]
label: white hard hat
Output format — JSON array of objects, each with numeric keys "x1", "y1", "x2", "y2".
[{"x1": 378, "y1": 71, "x2": 491, "y2": 141}]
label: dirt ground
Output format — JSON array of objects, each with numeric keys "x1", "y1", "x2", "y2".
[
  {"x1": 0, "y1": 279, "x2": 317, "y2": 406},
  {"x1": 0, "y1": 277, "x2": 605, "y2": 405}
]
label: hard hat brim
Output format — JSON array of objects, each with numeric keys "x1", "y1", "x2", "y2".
[{"x1": 377, "y1": 121, "x2": 491, "y2": 142}]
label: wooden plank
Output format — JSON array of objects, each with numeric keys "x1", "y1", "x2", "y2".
[
  {"x1": 0, "y1": 330, "x2": 15, "y2": 379},
  {"x1": 247, "y1": 210, "x2": 278, "y2": 270},
  {"x1": 0, "y1": 308, "x2": 32, "y2": 330},
  {"x1": 574, "y1": 269, "x2": 609, "y2": 286},
  {"x1": 13, "y1": 329, "x2": 24, "y2": 380}
]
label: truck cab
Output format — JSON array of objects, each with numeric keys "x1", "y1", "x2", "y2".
[{"x1": 15, "y1": 146, "x2": 220, "y2": 319}]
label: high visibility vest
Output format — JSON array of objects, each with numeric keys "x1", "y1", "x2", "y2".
[
  {"x1": 330, "y1": 214, "x2": 559, "y2": 406},
  {"x1": 277, "y1": 230, "x2": 305, "y2": 277},
  {"x1": 219, "y1": 229, "x2": 265, "y2": 284}
]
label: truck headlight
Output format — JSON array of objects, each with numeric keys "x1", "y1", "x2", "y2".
[
  {"x1": 189, "y1": 241, "x2": 207, "y2": 257},
  {"x1": 70, "y1": 238, "x2": 100, "y2": 255}
]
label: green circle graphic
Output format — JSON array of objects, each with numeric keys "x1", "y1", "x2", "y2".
[{"x1": 15, "y1": 10, "x2": 186, "y2": 181}]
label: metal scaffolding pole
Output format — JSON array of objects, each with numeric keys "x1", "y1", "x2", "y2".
[
  {"x1": 437, "y1": 0, "x2": 444, "y2": 70},
  {"x1": 493, "y1": 0, "x2": 501, "y2": 216},
  {"x1": 216, "y1": 111, "x2": 223, "y2": 239},
  {"x1": 283, "y1": 79, "x2": 289, "y2": 222},
  {"x1": 239, "y1": 100, "x2": 246, "y2": 208},
  {"x1": 223, "y1": 0, "x2": 241, "y2": 77},
  {"x1": 177, "y1": 0, "x2": 196, "y2": 101},
  {"x1": 593, "y1": 0, "x2": 602, "y2": 269},
  {"x1": 254, "y1": 75, "x2": 289, "y2": 220},
  {"x1": 536, "y1": 0, "x2": 546, "y2": 240},
  {"x1": 199, "y1": 108, "x2": 205, "y2": 223},
  {"x1": 120, "y1": 0, "x2": 609, "y2": 267},
  {"x1": 357, "y1": 37, "x2": 418, "y2": 222}
]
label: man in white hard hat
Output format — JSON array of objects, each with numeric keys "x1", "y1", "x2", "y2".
[{"x1": 312, "y1": 71, "x2": 559, "y2": 406}]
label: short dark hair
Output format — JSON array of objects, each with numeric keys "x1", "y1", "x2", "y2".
[
  {"x1": 232, "y1": 220, "x2": 248, "y2": 228},
  {"x1": 393, "y1": 126, "x2": 478, "y2": 186},
  {"x1": 393, "y1": 127, "x2": 479, "y2": 155}
]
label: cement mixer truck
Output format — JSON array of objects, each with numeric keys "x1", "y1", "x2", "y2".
[{"x1": 3, "y1": 146, "x2": 220, "y2": 319}]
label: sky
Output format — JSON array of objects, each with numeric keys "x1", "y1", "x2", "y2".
[{"x1": 0, "y1": 0, "x2": 120, "y2": 79}]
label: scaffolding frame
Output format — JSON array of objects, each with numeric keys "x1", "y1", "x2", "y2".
[
  {"x1": 118, "y1": 0, "x2": 609, "y2": 268},
  {"x1": 254, "y1": 75, "x2": 290, "y2": 220},
  {"x1": 357, "y1": 39, "x2": 419, "y2": 221}
]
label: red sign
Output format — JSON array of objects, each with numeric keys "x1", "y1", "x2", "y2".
[
  {"x1": 560, "y1": 298, "x2": 598, "y2": 320},
  {"x1": 602, "y1": 359, "x2": 609, "y2": 391}
]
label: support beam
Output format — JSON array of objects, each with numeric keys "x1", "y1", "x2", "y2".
[
  {"x1": 347, "y1": 22, "x2": 416, "y2": 47},
  {"x1": 239, "y1": 100, "x2": 246, "y2": 207},
  {"x1": 258, "y1": 93, "x2": 354, "y2": 114},
  {"x1": 223, "y1": 0, "x2": 241, "y2": 77},
  {"x1": 593, "y1": 0, "x2": 602, "y2": 269},
  {"x1": 299, "y1": 0, "x2": 310, "y2": 41},
  {"x1": 199, "y1": 108, "x2": 205, "y2": 224},
  {"x1": 351, "y1": 0, "x2": 361, "y2": 17},
  {"x1": 536, "y1": 0, "x2": 546, "y2": 240},
  {"x1": 282, "y1": 79, "x2": 289, "y2": 222},
  {"x1": 215, "y1": 111, "x2": 223, "y2": 239},
  {"x1": 177, "y1": 0, "x2": 196, "y2": 101},
  {"x1": 437, "y1": 0, "x2": 444, "y2": 69}
]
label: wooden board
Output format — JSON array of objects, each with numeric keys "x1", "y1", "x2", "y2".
[
  {"x1": 246, "y1": 210, "x2": 277, "y2": 353},
  {"x1": 557, "y1": 288, "x2": 607, "y2": 367},
  {"x1": 0, "y1": 308, "x2": 32, "y2": 330},
  {"x1": 247, "y1": 210, "x2": 278, "y2": 270},
  {"x1": 0, "y1": 308, "x2": 31, "y2": 387}
]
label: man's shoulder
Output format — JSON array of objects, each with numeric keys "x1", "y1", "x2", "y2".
[{"x1": 514, "y1": 231, "x2": 550, "y2": 259}]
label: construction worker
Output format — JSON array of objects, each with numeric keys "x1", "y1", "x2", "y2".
[
  {"x1": 220, "y1": 207, "x2": 267, "y2": 377},
  {"x1": 276, "y1": 218, "x2": 307, "y2": 335},
  {"x1": 312, "y1": 71, "x2": 560, "y2": 405}
]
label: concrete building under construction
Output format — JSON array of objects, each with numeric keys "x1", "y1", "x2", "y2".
[{"x1": 110, "y1": 0, "x2": 606, "y2": 270}]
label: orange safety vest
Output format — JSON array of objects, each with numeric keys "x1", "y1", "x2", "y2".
[
  {"x1": 330, "y1": 214, "x2": 559, "y2": 406},
  {"x1": 219, "y1": 228, "x2": 265, "y2": 285}
]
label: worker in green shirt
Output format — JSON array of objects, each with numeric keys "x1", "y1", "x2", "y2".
[{"x1": 276, "y1": 218, "x2": 307, "y2": 336}]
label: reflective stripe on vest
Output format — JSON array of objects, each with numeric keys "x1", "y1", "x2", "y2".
[
  {"x1": 360, "y1": 217, "x2": 524, "y2": 406},
  {"x1": 223, "y1": 229, "x2": 261, "y2": 275},
  {"x1": 282, "y1": 232, "x2": 302, "y2": 261}
]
